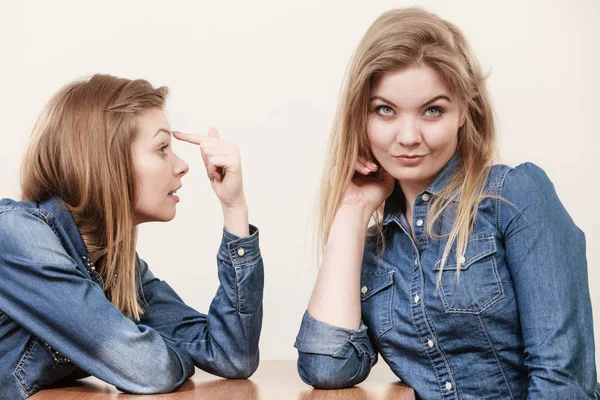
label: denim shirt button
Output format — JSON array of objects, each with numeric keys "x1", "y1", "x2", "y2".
[
  {"x1": 445, "y1": 382, "x2": 453, "y2": 390},
  {"x1": 414, "y1": 294, "x2": 420, "y2": 303},
  {"x1": 237, "y1": 247, "x2": 246, "y2": 257},
  {"x1": 427, "y1": 339, "x2": 434, "y2": 348},
  {"x1": 422, "y1": 193, "x2": 430, "y2": 202},
  {"x1": 361, "y1": 286, "x2": 368, "y2": 294},
  {"x1": 416, "y1": 219, "x2": 424, "y2": 227},
  {"x1": 458, "y1": 256, "x2": 466, "y2": 265}
]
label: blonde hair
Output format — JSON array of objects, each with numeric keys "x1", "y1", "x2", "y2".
[
  {"x1": 319, "y1": 8, "x2": 497, "y2": 275},
  {"x1": 21, "y1": 74, "x2": 168, "y2": 319}
]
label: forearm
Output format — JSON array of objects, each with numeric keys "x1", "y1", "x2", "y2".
[
  {"x1": 189, "y1": 225, "x2": 263, "y2": 378},
  {"x1": 138, "y1": 224, "x2": 262, "y2": 380},
  {"x1": 308, "y1": 205, "x2": 371, "y2": 330}
]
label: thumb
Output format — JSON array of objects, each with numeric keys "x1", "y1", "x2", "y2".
[{"x1": 208, "y1": 127, "x2": 220, "y2": 139}]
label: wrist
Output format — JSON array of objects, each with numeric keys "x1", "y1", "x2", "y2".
[
  {"x1": 220, "y1": 193, "x2": 247, "y2": 210},
  {"x1": 222, "y1": 203, "x2": 249, "y2": 238},
  {"x1": 336, "y1": 204, "x2": 373, "y2": 228},
  {"x1": 221, "y1": 200, "x2": 247, "y2": 214}
]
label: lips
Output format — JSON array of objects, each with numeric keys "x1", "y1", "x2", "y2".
[
  {"x1": 396, "y1": 154, "x2": 425, "y2": 159},
  {"x1": 393, "y1": 154, "x2": 426, "y2": 166},
  {"x1": 168, "y1": 185, "x2": 182, "y2": 196}
]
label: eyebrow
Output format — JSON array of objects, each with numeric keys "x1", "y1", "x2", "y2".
[
  {"x1": 153, "y1": 128, "x2": 172, "y2": 138},
  {"x1": 369, "y1": 94, "x2": 452, "y2": 108}
]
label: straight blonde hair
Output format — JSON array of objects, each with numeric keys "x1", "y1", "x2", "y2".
[
  {"x1": 319, "y1": 8, "x2": 497, "y2": 275},
  {"x1": 21, "y1": 74, "x2": 168, "y2": 320}
]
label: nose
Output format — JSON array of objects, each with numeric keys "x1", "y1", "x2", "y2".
[
  {"x1": 395, "y1": 117, "x2": 422, "y2": 148},
  {"x1": 174, "y1": 153, "x2": 189, "y2": 177}
]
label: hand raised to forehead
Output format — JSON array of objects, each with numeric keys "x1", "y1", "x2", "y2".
[{"x1": 173, "y1": 128, "x2": 245, "y2": 209}]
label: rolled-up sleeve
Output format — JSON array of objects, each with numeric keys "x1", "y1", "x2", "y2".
[{"x1": 294, "y1": 311, "x2": 376, "y2": 389}]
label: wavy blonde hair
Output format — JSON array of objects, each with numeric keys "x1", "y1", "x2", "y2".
[
  {"x1": 319, "y1": 8, "x2": 497, "y2": 274},
  {"x1": 21, "y1": 74, "x2": 168, "y2": 319}
]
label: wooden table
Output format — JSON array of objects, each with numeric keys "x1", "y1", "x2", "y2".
[{"x1": 31, "y1": 359, "x2": 415, "y2": 399}]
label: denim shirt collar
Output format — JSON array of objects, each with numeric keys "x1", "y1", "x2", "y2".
[
  {"x1": 382, "y1": 154, "x2": 461, "y2": 226},
  {"x1": 37, "y1": 196, "x2": 91, "y2": 260}
]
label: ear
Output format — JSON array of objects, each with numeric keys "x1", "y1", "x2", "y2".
[{"x1": 459, "y1": 112, "x2": 466, "y2": 128}]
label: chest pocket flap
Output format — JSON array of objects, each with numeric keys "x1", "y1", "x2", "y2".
[
  {"x1": 360, "y1": 270, "x2": 393, "y2": 300},
  {"x1": 433, "y1": 233, "x2": 497, "y2": 271}
]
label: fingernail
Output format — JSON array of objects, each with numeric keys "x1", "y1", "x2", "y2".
[
  {"x1": 370, "y1": 163, "x2": 378, "y2": 170},
  {"x1": 364, "y1": 167, "x2": 371, "y2": 173}
]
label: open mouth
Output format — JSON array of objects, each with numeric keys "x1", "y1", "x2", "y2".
[{"x1": 168, "y1": 185, "x2": 181, "y2": 196}]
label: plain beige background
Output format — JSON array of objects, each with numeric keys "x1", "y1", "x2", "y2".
[{"x1": 1, "y1": 0, "x2": 598, "y2": 379}]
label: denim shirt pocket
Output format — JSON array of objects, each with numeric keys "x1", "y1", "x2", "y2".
[
  {"x1": 360, "y1": 270, "x2": 394, "y2": 341},
  {"x1": 433, "y1": 233, "x2": 504, "y2": 314},
  {"x1": 13, "y1": 337, "x2": 77, "y2": 397}
]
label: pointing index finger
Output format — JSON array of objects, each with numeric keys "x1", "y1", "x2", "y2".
[{"x1": 173, "y1": 131, "x2": 215, "y2": 145}]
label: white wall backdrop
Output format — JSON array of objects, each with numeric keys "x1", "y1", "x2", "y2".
[{"x1": 1, "y1": 0, "x2": 598, "y2": 375}]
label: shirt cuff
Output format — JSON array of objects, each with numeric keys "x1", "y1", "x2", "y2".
[
  {"x1": 294, "y1": 310, "x2": 370, "y2": 358},
  {"x1": 218, "y1": 224, "x2": 260, "y2": 267}
]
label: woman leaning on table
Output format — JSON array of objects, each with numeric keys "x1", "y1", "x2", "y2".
[
  {"x1": 0, "y1": 74, "x2": 263, "y2": 399},
  {"x1": 294, "y1": 8, "x2": 599, "y2": 399}
]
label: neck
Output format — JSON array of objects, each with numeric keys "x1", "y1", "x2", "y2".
[{"x1": 399, "y1": 181, "x2": 424, "y2": 215}]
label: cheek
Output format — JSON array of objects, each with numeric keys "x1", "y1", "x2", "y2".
[
  {"x1": 132, "y1": 158, "x2": 167, "y2": 201},
  {"x1": 422, "y1": 119, "x2": 459, "y2": 152},
  {"x1": 367, "y1": 119, "x2": 394, "y2": 154}
]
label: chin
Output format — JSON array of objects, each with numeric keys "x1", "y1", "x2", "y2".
[
  {"x1": 387, "y1": 168, "x2": 435, "y2": 186},
  {"x1": 159, "y1": 210, "x2": 177, "y2": 222},
  {"x1": 134, "y1": 208, "x2": 177, "y2": 225},
  {"x1": 385, "y1": 166, "x2": 421, "y2": 180}
]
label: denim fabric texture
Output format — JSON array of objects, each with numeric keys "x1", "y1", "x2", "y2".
[
  {"x1": 295, "y1": 157, "x2": 598, "y2": 399},
  {"x1": 0, "y1": 196, "x2": 264, "y2": 399}
]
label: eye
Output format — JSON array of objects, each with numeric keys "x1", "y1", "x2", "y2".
[
  {"x1": 375, "y1": 105, "x2": 395, "y2": 116},
  {"x1": 424, "y1": 106, "x2": 444, "y2": 117},
  {"x1": 158, "y1": 144, "x2": 169, "y2": 156}
]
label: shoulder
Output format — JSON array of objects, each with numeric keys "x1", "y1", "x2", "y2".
[
  {"x1": 488, "y1": 163, "x2": 577, "y2": 234},
  {"x1": 0, "y1": 197, "x2": 41, "y2": 215},
  {"x1": 486, "y1": 162, "x2": 556, "y2": 200},
  {"x1": 0, "y1": 199, "x2": 50, "y2": 231},
  {"x1": 0, "y1": 200, "x2": 63, "y2": 258}
]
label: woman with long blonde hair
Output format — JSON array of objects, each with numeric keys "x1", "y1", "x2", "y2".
[
  {"x1": 294, "y1": 8, "x2": 599, "y2": 399},
  {"x1": 0, "y1": 74, "x2": 264, "y2": 399}
]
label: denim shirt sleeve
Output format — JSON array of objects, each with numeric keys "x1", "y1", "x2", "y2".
[
  {"x1": 500, "y1": 163, "x2": 597, "y2": 399},
  {"x1": 138, "y1": 224, "x2": 263, "y2": 380},
  {"x1": 294, "y1": 310, "x2": 377, "y2": 389},
  {"x1": 0, "y1": 209, "x2": 262, "y2": 394}
]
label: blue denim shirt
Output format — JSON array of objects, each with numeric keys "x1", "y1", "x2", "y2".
[
  {"x1": 295, "y1": 158, "x2": 599, "y2": 399},
  {"x1": 0, "y1": 196, "x2": 264, "y2": 399}
]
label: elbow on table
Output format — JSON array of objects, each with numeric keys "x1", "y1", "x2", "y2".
[
  {"x1": 116, "y1": 372, "x2": 182, "y2": 395},
  {"x1": 213, "y1": 351, "x2": 260, "y2": 380},
  {"x1": 114, "y1": 357, "x2": 187, "y2": 394},
  {"x1": 297, "y1": 351, "x2": 363, "y2": 389}
]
